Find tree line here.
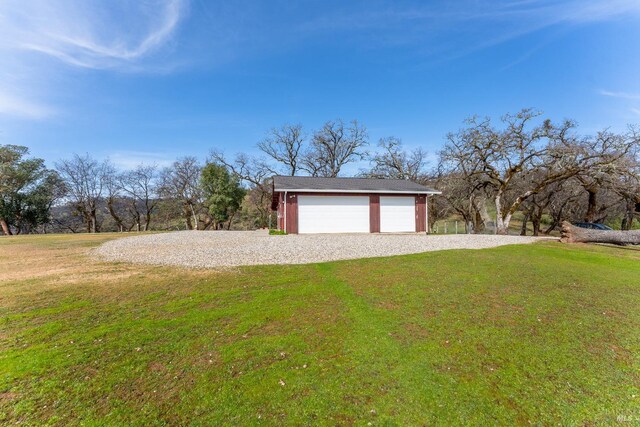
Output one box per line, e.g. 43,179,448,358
1,111,638,236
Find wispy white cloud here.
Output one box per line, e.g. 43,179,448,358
298,0,640,60
562,0,640,23
0,0,188,119
0,0,187,70
600,90,640,100
631,108,640,116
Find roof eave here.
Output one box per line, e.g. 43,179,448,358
273,188,441,195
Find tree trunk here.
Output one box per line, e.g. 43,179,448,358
621,200,636,231
0,218,12,235
201,217,214,231
531,208,542,237
226,210,238,230
497,212,513,235
494,195,510,235
472,211,483,233
471,196,490,233
89,208,98,233
476,197,492,228
107,199,125,232
532,217,541,237
496,220,508,235
561,221,640,245
144,212,151,231
584,189,598,222
520,212,530,236
544,221,557,235
190,204,199,231
183,205,193,230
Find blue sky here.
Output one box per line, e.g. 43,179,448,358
1,0,639,170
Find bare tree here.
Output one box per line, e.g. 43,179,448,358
302,119,368,177
439,109,635,234
572,128,639,223
615,150,640,230
543,178,584,234
437,171,494,233
120,164,159,231
104,165,127,232
257,124,305,176
617,167,640,230
50,204,85,233
56,154,111,233
367,137,429,181
519,192,552,236
158,157,203,230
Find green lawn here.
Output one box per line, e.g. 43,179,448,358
1,234,639,426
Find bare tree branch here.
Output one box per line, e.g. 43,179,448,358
301,119,369,177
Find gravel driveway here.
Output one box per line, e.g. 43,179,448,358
93,230,549,269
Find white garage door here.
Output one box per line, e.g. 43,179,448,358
380,196,416,233
298,196,369,234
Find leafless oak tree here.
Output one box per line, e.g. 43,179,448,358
159,157,203,230
56,154,111,233
302,119,368,177
572,128,639,223
440,109,637,234
119,164,159,231
257,124,305,176
367,137,429,181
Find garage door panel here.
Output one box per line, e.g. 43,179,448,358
380,196,415,232
298,196,370,234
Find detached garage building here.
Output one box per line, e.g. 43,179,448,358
271,176,440,234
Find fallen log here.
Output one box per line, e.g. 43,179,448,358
561,221,640,245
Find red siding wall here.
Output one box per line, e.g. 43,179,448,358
370,195,380,232
285,193,298,234
416,195,427,232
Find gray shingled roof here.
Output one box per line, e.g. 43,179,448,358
272,175,440,194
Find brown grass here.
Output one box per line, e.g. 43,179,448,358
0,233,215,309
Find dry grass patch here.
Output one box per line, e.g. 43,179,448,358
0,233,219,309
